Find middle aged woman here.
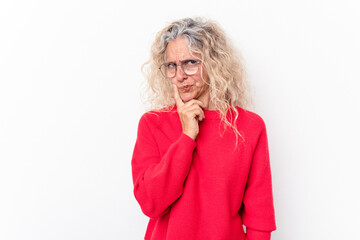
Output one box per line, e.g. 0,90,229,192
131,17,277,240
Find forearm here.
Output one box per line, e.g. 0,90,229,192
132,133,196,218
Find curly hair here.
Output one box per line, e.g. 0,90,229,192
141,17,253,144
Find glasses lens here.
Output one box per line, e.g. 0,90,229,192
160,60,199,78
183,61,199,75
160,64,175,78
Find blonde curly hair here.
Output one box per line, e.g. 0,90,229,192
141,17,253,144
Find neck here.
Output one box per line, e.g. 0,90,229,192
206,101,216,110
198,92,216,110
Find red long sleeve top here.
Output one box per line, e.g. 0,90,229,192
131,105,276,240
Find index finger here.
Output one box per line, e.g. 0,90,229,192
173,84,184,108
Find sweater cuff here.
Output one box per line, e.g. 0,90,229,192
246,228,271,240
180,132,197,146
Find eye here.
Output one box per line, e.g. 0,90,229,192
167,62,176,68
187,59,197,65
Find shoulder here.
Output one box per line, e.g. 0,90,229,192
232,107,269,146
234,106,267,131
138,105,177,129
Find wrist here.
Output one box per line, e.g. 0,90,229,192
183,131,197,140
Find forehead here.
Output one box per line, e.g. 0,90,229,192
165,37,199,61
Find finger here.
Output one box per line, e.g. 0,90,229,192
173,84,184,108
182,99,206,109
185,107,205,121
197,112,205,121
193,109,205,122
200,110,205,121
198,109,205,121
182,104,205,116
181,102,205,121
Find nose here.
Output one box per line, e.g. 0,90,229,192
175,65,187,82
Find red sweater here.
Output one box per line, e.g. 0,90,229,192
131,105,276,240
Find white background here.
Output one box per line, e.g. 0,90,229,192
1,0,359,239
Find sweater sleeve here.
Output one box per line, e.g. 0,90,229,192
245,228,271,240
241,118,276,239
131,113,197,218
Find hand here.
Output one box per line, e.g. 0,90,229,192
173,84,205,140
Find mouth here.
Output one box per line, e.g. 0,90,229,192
180,85,192,91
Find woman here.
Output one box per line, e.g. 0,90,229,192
131,17,276,240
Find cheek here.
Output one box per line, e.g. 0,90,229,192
194,75,205,86
194,78,207,88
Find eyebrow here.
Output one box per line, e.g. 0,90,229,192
165,59,197,64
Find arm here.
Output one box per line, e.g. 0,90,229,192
241,119,277,240
245,228,271,240
131,113,196,218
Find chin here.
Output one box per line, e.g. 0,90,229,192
180,93,196,103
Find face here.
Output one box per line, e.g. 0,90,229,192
165,37,210,104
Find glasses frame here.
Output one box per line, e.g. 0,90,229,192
158,59,201,78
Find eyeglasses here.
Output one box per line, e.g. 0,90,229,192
159,59,201,78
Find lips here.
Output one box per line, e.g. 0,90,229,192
181,85,192,91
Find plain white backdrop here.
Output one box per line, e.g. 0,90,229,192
1,0,359,239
